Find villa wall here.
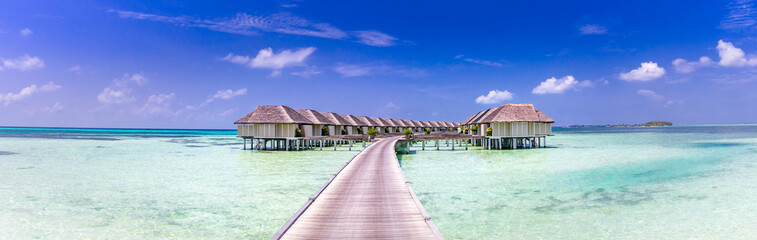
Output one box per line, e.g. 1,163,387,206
236,123,297,138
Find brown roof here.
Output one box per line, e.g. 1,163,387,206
321,112,351,125
355,116,378,126
479,104,547,123
234,105,311,124
370,117,391,127
389,119,404,127
419,121,431,128
295,109,335,125
463,110,487,125
471,107,497,124
340,114,366,126
536,109,555,123
411,120,424,128
400,119,414,127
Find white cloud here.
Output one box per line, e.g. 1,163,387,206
333,64,373,77
619,62,666,81
332,63,427,78
220,53,250,64
720,0,756,30
475,90,513,104
97,73,147,104
112,10,397,47
223,47,316,76
672,56,713,73
579,24,608,35
137,93,176,115
532,75,594,94
1,82,61,106
42,102,64,113
20,28,33,37
250,47,315,69
291,68,322,78
1,54,45,71
186,88,247,110
637,89,665,101
69,65,81,74
352,30,397,47
455,55,505,67
717,40,757,67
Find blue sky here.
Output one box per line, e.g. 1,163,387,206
2,0,757,129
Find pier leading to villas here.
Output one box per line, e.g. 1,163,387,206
272,136,444,239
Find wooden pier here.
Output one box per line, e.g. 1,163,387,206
272,136,444,239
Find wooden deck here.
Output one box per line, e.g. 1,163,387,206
273,136,444,239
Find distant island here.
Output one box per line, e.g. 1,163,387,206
568,121,673,128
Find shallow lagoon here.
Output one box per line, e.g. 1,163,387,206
1,126,757,239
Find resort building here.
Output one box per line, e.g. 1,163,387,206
234,103,553,151
295,109,335,138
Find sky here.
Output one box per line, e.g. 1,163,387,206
2,0,757,129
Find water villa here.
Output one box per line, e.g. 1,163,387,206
235,103,553,151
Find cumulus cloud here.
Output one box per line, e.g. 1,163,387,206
221,47,316,76
1,82,61,106
352,30,397,47
619,62,666,81
112,10,397,47
532,75,595,94
672,57,713,73
20,28,33,37
1,54,45,71
186,88,247,110
475,90,513,104
717,40,757,67
579,24,608,35
97,73,147,104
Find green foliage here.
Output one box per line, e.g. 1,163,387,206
644,121,673,126
321,126,329,136
486,127,492,136
367,128,378,137
425,128,431,134
471,125,478,134
357,127,363,134
403,128,413,139
341,129,347,135
295,128,302,137
464,127,469,134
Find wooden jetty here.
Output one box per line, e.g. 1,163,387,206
272,136,444,239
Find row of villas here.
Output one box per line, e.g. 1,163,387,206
235,105,461,140
460,104,554,149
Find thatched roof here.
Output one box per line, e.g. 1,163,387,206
478,104,553,123
536,109,555,123
411,120,424,128
463,109,487,125
321,112,351,126
355,116,378,127
399,119,414,127
340,114,367,126
418,121,431,128
234,105,311,124
389,119,404,127
370,117,391,127
295,109,335,125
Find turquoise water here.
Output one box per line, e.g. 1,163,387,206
400,125,757,239
1,126,757,239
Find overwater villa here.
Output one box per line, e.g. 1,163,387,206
235,103,552,151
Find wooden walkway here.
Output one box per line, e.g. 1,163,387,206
273,136,444,239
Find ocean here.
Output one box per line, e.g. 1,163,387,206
1,125,756,239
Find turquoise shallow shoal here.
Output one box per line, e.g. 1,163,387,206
2,125,757,239
400,125,757,239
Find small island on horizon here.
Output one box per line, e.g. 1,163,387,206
567,121,673,128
